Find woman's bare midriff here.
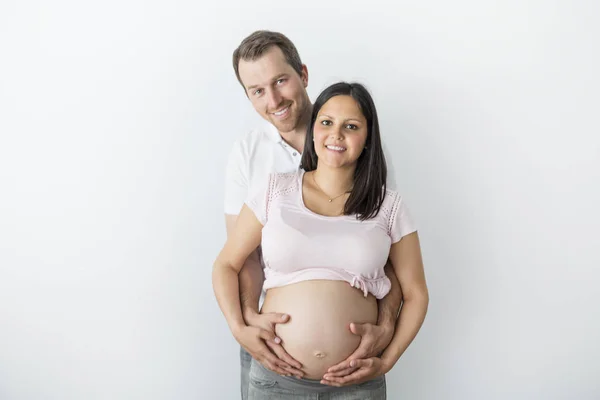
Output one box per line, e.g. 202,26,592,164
261,280,378,379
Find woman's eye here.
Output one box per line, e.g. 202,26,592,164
320,120,332,126
346,124,358,130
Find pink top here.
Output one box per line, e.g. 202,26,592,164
246,170,417,299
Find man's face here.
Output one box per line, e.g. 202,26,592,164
238,46,310,134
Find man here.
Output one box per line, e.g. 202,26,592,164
223,30,403,399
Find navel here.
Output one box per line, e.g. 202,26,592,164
313,351,327,359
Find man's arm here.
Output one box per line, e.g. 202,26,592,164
376,260,402,342
378,261,403,337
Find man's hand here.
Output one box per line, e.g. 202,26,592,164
239,310,304,378
325,321,393,378
321,357,388,387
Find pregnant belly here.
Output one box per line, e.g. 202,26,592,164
261,280,378,379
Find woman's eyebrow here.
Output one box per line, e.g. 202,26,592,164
317,114,364,122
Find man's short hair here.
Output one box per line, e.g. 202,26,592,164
232,30,303,88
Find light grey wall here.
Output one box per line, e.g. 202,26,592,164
1,0,598,399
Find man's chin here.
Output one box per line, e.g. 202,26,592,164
269,119,297,134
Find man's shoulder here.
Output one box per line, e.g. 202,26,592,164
232,125,276,152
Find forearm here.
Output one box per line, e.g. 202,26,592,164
238,250,264,318
377,261,403,327
212,262,246,336
380,291,429,372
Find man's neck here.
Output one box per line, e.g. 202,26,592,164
279,128,306,154
278,104,312,153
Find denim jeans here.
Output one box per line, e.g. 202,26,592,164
247,357,386,400
241,347,253,400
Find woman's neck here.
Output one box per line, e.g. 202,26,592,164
311,164,355,198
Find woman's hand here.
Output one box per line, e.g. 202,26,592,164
324,321,393,378
320,357,389,387
236,311,304,379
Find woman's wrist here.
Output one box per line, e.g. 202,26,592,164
231,320,248,339
379,356,395,375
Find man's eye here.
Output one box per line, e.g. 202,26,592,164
276,79,286,85
253,89,263,96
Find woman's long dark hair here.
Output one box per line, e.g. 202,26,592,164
300,82,387,221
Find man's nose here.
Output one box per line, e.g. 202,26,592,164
266,88,283,110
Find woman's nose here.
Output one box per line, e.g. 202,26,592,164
330,126,344,140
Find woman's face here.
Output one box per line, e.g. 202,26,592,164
313,95,368,170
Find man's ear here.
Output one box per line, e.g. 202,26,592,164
301,64,309,88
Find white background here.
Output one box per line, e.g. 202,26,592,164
1,0,599,399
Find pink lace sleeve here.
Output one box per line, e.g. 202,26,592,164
389,193,417,243
245,174,274,225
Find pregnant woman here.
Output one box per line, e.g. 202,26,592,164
213,82,429,399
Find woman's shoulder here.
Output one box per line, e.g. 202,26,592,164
377,187,405,221
383,186,403,204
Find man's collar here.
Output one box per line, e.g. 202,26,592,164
266,123,283,143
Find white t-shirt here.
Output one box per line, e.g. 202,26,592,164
224,123,302,215
224,123,397,215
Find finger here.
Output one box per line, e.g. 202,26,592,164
327,355,369,374
323,367,371,385
261,343,302,378
327,360,351,373
259,350,293,374
263,312,290,325
323,366,358,378
266,358,296,376
349,322,369,336
282,365,304,379
271,364,291,376
266,342,304,371
350,358,373,369
258,357,289,376
269,349,304,378
320,379,344,387
258,329,281,344
342,344,369,361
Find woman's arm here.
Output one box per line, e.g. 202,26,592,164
379,231,429,370
213,205,303,377
213,205,263,333
224,214,265,322
322,231,428,385
326,260,402,377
